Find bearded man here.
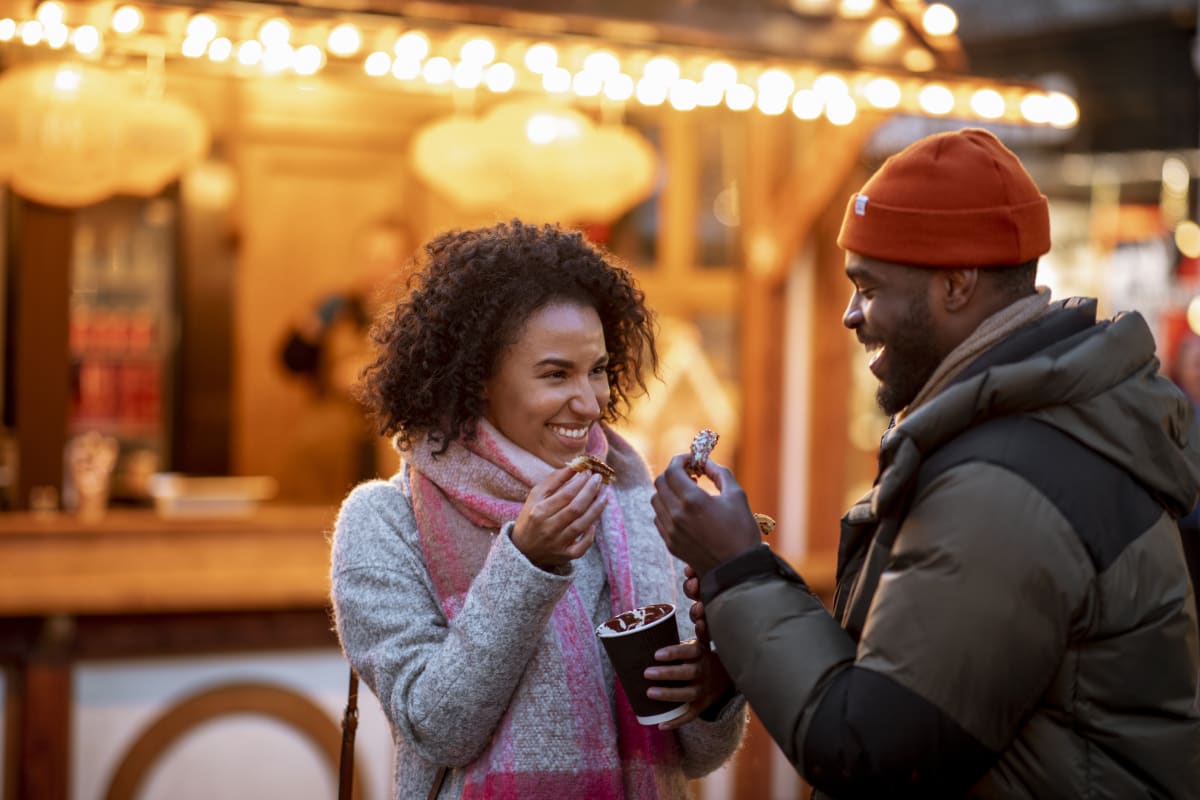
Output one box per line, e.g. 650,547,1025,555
652,128,1200,798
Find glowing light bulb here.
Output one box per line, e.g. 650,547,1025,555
484,62,515,92
35,2,65,27
643,56,680,85
635,78,668,106
0,19,16,41
182,36,207,58
53,66,81,92
71,24,99,54
422,57,453,84
187,14,217,43
542,66,570,93
207,37,232,62
791,89,823,119
1047,91,1079,128
826,94,857,125
918,84,954,115
460,37,495,66
327,23,361,57
453,61,484,89
725,83,755,111
923,3,958,36
237,40,264,66
394,31,429,61
840,0,875,18
259,18,290,47
20,21,43,46
583,50,620,78
294,44,324,75
863,77,901,109
604,73,635,101
524,42,557,74
364,51,391,76
111,5,142,35
703,61,737,88
970,88,1005,119
572,71,602,97
669,79,699,111
868,17,902,48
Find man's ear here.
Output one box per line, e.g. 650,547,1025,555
940,268,979,312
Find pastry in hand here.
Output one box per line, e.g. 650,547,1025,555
685,428,720,477
753,513,776,536
567,454,616,484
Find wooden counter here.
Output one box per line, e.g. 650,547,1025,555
0,506,337,616
0,505,342,800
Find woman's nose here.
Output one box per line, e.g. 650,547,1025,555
570,382,602,418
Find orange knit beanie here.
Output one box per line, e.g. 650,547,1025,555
837,128,1050,268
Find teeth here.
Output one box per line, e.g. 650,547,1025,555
550,425,588,439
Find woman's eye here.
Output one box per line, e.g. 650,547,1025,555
590,365,608,376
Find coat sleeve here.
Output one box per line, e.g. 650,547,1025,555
330,481,573,767
705,462,1094,796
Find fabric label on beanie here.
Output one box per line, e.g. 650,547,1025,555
854,194,869,216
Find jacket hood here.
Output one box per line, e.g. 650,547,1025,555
879,299,1200,518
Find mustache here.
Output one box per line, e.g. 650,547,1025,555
857,331,882,347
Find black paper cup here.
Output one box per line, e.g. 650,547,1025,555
595,603,689,725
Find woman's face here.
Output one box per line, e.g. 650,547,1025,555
482,301,611,467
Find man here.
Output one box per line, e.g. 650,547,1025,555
652,128,1200,798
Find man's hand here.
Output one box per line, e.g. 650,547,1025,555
643,637,733,730
651,455,761,576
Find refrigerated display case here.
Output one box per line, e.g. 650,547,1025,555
66,194,177,506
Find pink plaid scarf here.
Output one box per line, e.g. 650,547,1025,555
405,420,679,799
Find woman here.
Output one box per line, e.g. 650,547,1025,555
330,220,746,799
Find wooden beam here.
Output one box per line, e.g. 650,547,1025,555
12,201,72,511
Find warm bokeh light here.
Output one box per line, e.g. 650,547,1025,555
922,4,958,36
45,22,67,48
863,77,900,108
697,80,724,106
293,44,324,75
636,77,668,106
902,47,936,72
524,42,557,74
111,5,141,34
791,89,823,119
813,73,849,99
460,37,496,66
839,0,876,18
187,14,217,43
392,57,420,79
970,88,1005,119
237,39,264,66
571,70,602,97
259,19,290,47
1020,92,1051,124
1176,221,1200,260
643,56,680,85
327,23,361,57
20,20,43,45
583,50,620,78
422,56,453,84
1047,91,1079,128
207,36,232,62
1164,156,1190,195
604,73,635,101
261,43,293,73
725,83,755,111
0,19,15,41
1188,294,1200,336
826,93,857,125
542,66,571,93
668,78,699,110
364,51,390,76
181,36,206,58
485,62,516,92
918,83,954,115
867,17,902,48
53,65,81,92
71,24,99,54
453,61,484,88
394,31,430,61
35,1,64,26
703,61,737,88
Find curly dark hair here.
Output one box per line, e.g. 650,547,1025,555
358,220,658,454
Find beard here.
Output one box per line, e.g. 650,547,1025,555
873,294,944,416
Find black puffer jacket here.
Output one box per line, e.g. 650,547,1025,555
703,299,1200,798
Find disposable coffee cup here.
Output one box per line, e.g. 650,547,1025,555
595,603,689,726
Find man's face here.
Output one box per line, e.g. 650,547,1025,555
842,253,944,415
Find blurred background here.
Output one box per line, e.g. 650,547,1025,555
0,1,1195,798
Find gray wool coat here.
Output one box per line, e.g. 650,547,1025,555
331,432,747,799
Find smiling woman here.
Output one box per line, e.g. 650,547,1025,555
330,220,747,799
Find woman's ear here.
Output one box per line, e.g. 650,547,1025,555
941,268,979,313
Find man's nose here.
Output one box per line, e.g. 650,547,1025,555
843,294,863,329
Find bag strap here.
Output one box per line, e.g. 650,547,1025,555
339,665,450,800
427,766,449,800
338,667,360,800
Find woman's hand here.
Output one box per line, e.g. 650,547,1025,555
642,636,734,731
512,467,608,569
